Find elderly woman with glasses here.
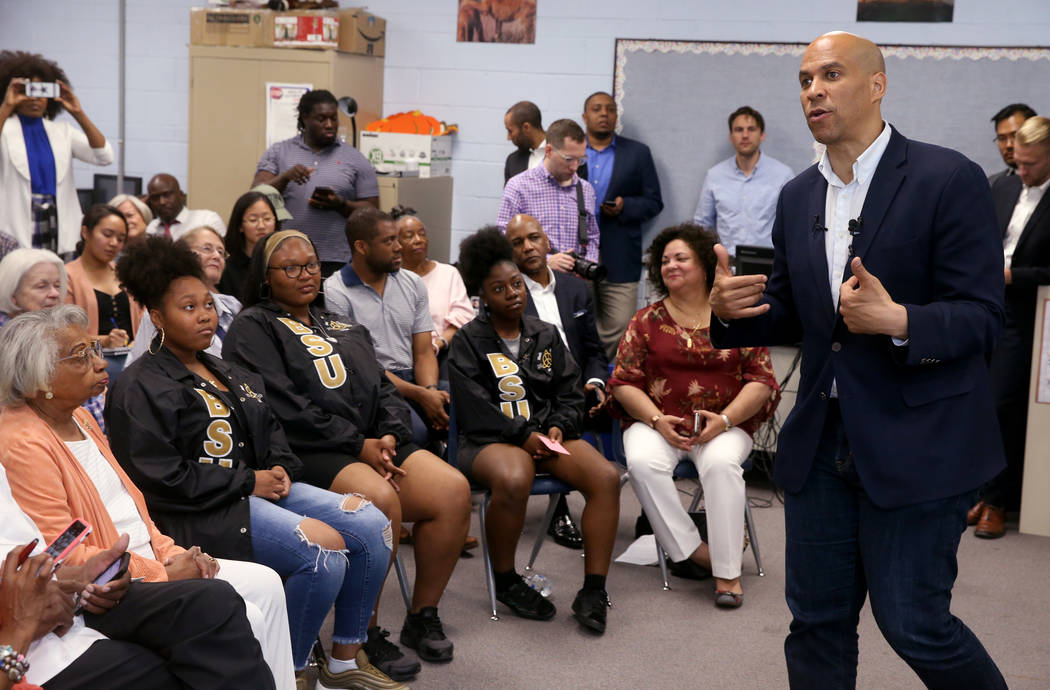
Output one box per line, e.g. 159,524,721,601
0,305,298,689
125,226,240,367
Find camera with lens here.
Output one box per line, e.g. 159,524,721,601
568,252,606,281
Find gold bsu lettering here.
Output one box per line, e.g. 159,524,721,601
194,389,234,468
278,318,347,389
486,353,530,420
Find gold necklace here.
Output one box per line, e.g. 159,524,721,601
666,298,707,348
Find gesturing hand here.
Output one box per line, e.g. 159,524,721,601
280,164,314,185
839,257,908,338
709,243,769,320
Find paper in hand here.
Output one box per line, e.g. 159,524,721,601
538,435,570,455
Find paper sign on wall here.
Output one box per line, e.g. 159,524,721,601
1036,299,1050,404
265,83,312,149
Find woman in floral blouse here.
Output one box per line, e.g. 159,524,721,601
609,223,778,608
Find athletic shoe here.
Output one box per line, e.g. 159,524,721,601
400,607,453,663
496,578,556,620
571,588,610,634
316,649,408,690
361,626,420,681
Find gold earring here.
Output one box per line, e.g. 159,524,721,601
148,328,165,355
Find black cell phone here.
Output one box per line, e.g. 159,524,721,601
93,551,131,586
693,411,702,435
601,200,615,207
312,186,334,198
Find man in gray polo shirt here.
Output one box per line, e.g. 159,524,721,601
324,208,449,446
253,89,380,276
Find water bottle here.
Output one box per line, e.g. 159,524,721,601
524,572,552,598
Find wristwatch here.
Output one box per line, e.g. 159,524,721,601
649,414,661,428
721,413,733,432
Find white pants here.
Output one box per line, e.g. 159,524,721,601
215,558,296,690
624,423,752,579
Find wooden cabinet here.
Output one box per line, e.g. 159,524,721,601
377,176,455,263
187,45,382,219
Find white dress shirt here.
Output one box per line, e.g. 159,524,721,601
146,206,227,240
523,267,568,346
1003,177,1050,266
528,138,547,171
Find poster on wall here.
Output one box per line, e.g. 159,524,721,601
857,0,954,22
265,82,312,149
1037,299,1050,404
457,0,536,43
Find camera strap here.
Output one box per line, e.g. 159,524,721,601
575,181,589,249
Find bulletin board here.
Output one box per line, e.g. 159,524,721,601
613,40,1050,243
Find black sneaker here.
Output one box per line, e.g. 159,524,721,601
361,626,420,681
400,607,453,663
496,578,556,620
571,588,610,634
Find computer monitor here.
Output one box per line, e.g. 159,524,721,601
735,245,775,277
93,174,142,205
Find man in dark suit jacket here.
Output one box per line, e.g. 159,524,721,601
582,92,663,358
710,33,1005,689
973,116,1050,538
987,103,1036,187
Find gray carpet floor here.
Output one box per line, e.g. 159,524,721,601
318,477,1050,689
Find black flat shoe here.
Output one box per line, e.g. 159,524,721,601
572,588,610,634
496,579,557,620
547,514,584,549
667,558,712,581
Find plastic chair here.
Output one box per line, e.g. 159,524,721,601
610,422,765,590
447,404,575,620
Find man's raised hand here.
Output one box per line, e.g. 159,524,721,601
709,243,770,320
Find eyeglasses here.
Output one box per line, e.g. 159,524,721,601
267,261,320,278
243,215,275,226
995,133,1017,144
191,244,228,258
554,150,586,166
57,341,104,367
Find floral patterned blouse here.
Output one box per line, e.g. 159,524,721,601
608,300,779,436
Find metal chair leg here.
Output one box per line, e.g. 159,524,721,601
744,500,764,576
655,539,671,591
393,552,412,610
525,493,560,572
476,493,499,620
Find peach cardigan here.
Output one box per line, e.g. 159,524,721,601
0,405,182,581
64,257,144,340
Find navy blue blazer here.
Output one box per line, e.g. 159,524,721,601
523,271,609,384
711,127,1006,509
992,172,1050,333
589,135,663,283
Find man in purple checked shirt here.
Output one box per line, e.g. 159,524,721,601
497,119,600,274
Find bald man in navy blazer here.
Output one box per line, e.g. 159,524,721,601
710,33,1006,689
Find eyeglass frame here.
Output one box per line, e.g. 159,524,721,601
190,243,229,259
552,149,587,166
57,341,104,367
267,261,321,278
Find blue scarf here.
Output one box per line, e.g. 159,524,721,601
18,114,57,196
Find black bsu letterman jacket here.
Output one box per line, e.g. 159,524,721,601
448,314,585,448
105,347,303,560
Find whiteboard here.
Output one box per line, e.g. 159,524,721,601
613,40,1050,246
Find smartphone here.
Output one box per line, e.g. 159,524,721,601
92,551,130,586
43,519,92,567
25,81,58,99
311,186,334,198
601,200,615,208
693,411,702,436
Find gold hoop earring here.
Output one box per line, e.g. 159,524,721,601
148,328,165,355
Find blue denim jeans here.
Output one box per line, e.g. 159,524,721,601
783,403,1005,690
249,482,391,670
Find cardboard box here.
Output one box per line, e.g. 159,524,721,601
190,7,385,56
360,131,452,178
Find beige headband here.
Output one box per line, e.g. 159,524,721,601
262,229,312,270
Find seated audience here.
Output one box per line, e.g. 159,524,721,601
145,173,226,240
0,490,275,689
608,224,778,608
0,50,113,257
106,236,399,689
0,306,296,688
222,230,470,681
392,205,474,379
0,247,106,430
64,204,142,349
107,193,152,240
125,225,239,366
219,190,281,298
324,208,448,447
506,213,611,550
449,227,621,633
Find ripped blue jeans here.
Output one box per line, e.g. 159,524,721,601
249,482,392,669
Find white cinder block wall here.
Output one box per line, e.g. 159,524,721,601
2,0,1048,258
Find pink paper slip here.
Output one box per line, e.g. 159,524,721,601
538,435,570,455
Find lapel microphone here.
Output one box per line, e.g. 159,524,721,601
812,215,827,233
847,216,863,256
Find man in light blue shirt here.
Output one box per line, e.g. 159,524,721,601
694,106,794,258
